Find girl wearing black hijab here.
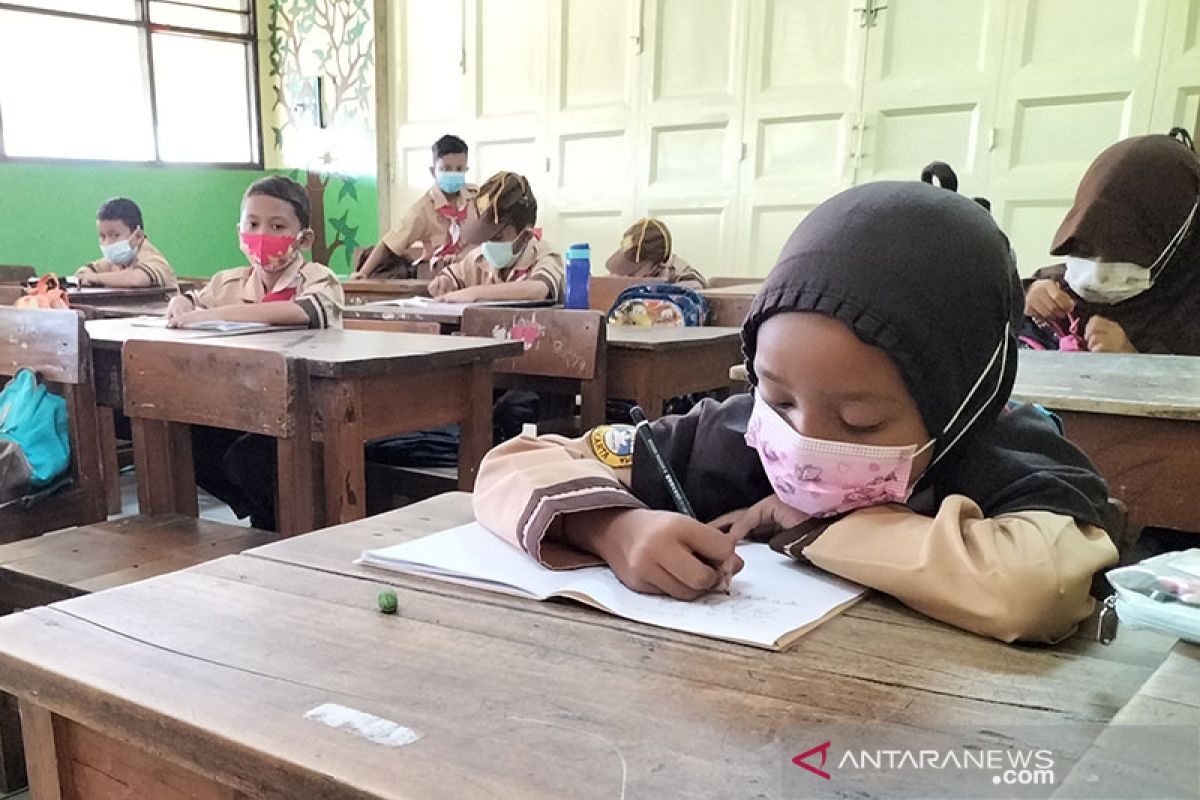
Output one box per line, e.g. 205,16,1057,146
473,182,1118,644
1024,129,1200,353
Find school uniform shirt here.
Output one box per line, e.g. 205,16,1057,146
185,258,344,329
428,238,565,301
473,399,1118,645
76,238,177,289
625,254,708,290
380,184,479,263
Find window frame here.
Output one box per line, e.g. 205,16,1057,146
0,0,264,169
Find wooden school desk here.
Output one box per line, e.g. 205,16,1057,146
0,492,1188,799
606,325,743,419
341,277,430,307
699,283,760,327
66,286,175,308
85,320,522,528
1012,351,1200,535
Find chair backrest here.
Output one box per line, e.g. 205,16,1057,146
461,307,606,381
0,308,86,385
344,318,442,335
707,276,760,289
588,276,657,313
0,308,105,537
0,265,35,285
123,341,300,438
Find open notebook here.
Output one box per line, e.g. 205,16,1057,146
358,522,866,650
130,317,303,336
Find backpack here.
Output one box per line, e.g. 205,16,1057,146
15,273,71,310
0,369,70,502
607,283,711,327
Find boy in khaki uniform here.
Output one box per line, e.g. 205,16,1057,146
354,134,477,279
429,171,564,302
167,176,343,329
77,197,177,289
605,217,708,289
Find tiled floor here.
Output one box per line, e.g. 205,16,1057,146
115,466,247,526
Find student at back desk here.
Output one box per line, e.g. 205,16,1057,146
429,171,564,303
353,134,476,280
605,217,708,290
76,197,177,289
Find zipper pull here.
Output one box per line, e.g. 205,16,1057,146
1097,595,1119,644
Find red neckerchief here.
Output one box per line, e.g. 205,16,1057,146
262,285,298,303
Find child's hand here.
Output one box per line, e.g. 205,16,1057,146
349,270,369,281
164,296,200,328
1025,279,1075,320
711,495,810,543
436,286,484,303
1085,315,1136,353
77,272,99,287
567,508,743,600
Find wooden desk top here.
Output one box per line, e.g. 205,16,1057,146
67,286,176,303
344,300,469,325
1013,351,1200,421
82,300,170,319
699,283,762,297
605,325,742,350
0,492,1180,798
85,319,524,378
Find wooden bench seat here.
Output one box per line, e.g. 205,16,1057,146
0,513,285,791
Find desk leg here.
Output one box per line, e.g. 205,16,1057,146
458,362,493,491
19,702,66,799
276,367,318,536
98,409,121,516
319,381,366,526
131,419,198,517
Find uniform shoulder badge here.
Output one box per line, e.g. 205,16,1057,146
588,425,636,468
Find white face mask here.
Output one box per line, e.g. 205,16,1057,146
1063,194,1200,305
100,238,136,266
1063,257,1152,304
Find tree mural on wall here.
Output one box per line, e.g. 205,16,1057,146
268,0,374,269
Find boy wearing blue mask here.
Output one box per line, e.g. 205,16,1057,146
76,197,177,289
429,171,564,302
353,134,477,280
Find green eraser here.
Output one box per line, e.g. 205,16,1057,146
377,588,398,614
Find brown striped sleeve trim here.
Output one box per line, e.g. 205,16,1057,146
517,476,646,562
767,517,841,565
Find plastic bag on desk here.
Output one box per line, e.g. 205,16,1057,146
1100,549,1200,644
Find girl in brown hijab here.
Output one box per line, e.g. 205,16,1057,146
1024,129,1200,353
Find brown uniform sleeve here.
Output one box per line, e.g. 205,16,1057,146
528,251,565,301
794,499,1118,643
380,196,432,256
134,244,177,289
473,433,644,569
295,264,345,329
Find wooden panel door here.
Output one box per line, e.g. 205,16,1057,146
733,0,867,279
987,0,1169,275
1149,0,1200,134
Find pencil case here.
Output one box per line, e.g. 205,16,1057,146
1098,549,1200,644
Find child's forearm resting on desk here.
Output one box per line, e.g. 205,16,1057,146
168,299,310,327
79,267,155,288
473,432,1118,643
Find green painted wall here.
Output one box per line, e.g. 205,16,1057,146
0,161,377,277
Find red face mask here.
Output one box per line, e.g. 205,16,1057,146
240,232,298,272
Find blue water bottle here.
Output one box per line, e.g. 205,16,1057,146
564,243,590,309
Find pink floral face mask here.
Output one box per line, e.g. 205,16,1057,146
744,393,933,517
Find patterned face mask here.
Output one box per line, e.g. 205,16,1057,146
240,232,298,272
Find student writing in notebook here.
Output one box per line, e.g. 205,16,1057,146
474,181,1119,644
1023,129,1200,353
353,134,477,280
76,197,177,289
605,217,708,289
428,171,564,303
166,176,343,330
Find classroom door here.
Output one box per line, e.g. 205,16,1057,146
733,0,867,278
1149,0,1200,135
987,0,1169,274
855,0,1009,199
540,0,643,262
